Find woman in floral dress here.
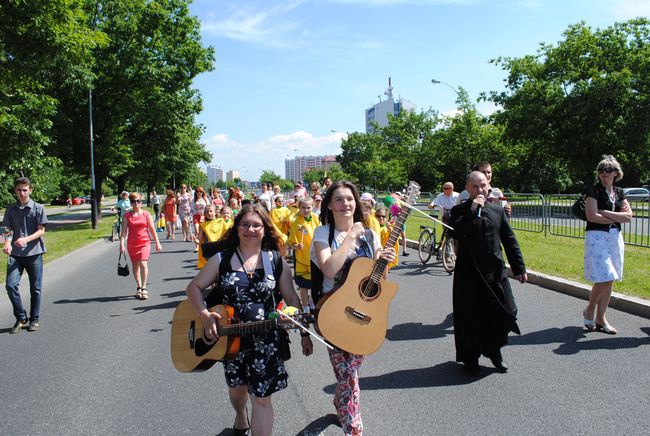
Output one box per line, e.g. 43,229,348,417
185,203,312,436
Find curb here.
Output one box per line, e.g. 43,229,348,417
405,240,650,320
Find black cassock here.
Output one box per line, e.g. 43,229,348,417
449,200,526,363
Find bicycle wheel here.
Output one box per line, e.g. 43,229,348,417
418,228,434,264
441,234,456,273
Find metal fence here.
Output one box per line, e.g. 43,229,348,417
508,193,650,248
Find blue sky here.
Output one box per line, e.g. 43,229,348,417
189,0,649,181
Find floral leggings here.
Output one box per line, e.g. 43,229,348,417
328,347,365,435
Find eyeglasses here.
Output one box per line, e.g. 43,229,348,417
598,167,617,174
238,222,264,231
376,214,387,218
443,187,452,191
133,199,142,203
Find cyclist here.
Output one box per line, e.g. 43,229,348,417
114,191,132,235
428,182,459,224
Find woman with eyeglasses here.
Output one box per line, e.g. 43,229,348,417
120,193,163,300
191,186,209,252
185,203,312,436
582,155,632,335
176,185,193,242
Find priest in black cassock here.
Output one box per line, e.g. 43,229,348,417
449,171,527,376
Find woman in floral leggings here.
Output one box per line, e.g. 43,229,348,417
311,181,395,435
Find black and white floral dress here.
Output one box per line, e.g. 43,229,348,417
219,266,288,397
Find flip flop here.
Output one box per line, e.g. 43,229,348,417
140,289,149,300
582,310,596,331
596,323,617,335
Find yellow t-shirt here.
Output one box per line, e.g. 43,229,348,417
288,213,321,279
197,219,231,269
379,223,399,270
270,206,291,235
364,213,381,237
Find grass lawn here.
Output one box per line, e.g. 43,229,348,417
405,214,650,300
1,214,116,282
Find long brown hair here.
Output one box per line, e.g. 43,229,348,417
213,203,285,255
319,181,364,226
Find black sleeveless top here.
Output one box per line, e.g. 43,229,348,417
585,183,626,232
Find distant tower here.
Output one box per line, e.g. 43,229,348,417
365,77,415,133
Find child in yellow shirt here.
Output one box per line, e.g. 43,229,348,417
375,205,398,270
288,197,320,312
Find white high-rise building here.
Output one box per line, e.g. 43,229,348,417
365,77,416,133
206,166,224,184
226,170,240,182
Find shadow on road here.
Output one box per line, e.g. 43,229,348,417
511,325,650,355
53,295,135,304
323,361,488,393
295,413,340,435
386,313,453,341
390,261,452,277
132,300,180,313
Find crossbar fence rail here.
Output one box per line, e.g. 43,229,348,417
508,193,649,248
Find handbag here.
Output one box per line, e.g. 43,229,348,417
117,252,130,276
571,194,587,221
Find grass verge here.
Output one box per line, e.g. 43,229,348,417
405,214,649,300
1,216,115,281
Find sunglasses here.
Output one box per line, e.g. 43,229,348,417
376,214,387,218
598,168,617,174
133,199,142,203
443,187,452,190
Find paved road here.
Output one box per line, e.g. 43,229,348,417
1,239,648,435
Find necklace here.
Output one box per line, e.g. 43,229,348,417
235,249,258,279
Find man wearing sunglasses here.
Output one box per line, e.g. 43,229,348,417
428,182,459,224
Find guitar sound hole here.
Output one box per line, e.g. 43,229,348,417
360,279,379,300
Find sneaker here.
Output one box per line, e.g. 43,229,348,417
27,321,40,332
10,319,28,334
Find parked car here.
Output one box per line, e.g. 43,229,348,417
51,196,68,205
623,187,650,202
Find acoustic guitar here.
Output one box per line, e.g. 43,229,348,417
316,182,421,355
170,301,302,373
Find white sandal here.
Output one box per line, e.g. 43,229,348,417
582,310,596,331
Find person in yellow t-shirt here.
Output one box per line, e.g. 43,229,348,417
197,205,222,269
288,197,320,312
270,195,291,235
375,205,398,270
360,193,381,237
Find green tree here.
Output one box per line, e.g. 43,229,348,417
0,0,105,205
485,18,650,191
260,170,283,186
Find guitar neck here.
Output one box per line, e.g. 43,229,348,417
218,319,278,336
369,205,410,282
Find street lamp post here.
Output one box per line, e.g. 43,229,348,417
89,88,98,229
431,79,471,175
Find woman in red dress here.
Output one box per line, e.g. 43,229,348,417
120,192,163,300
163,189,177,239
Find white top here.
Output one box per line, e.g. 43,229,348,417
310,224,381,295
258,191,273,211
431,192,459,211
457,186,508,206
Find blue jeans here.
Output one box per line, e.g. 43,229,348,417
5,254,43,322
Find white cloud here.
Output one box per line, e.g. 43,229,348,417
199,2,304,47
610,0,650,20
204,131,345,180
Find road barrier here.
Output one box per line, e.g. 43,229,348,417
508,193,649,248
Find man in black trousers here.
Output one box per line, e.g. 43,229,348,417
449,171,527,375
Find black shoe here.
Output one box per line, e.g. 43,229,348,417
463,360,481,376
490,357,508,373
10,319,28,334
402,251,410,256
27,321,40,332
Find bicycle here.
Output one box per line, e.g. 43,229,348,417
110,208,122,242
417,213,456,273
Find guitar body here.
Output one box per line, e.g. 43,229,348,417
170,301,239,373
316,256,398,355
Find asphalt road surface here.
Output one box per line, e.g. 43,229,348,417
1,238,648,435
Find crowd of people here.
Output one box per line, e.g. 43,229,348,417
2,154,636,435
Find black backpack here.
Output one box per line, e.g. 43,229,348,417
203,248,283,307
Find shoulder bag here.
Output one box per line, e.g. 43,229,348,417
117,252,130,276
